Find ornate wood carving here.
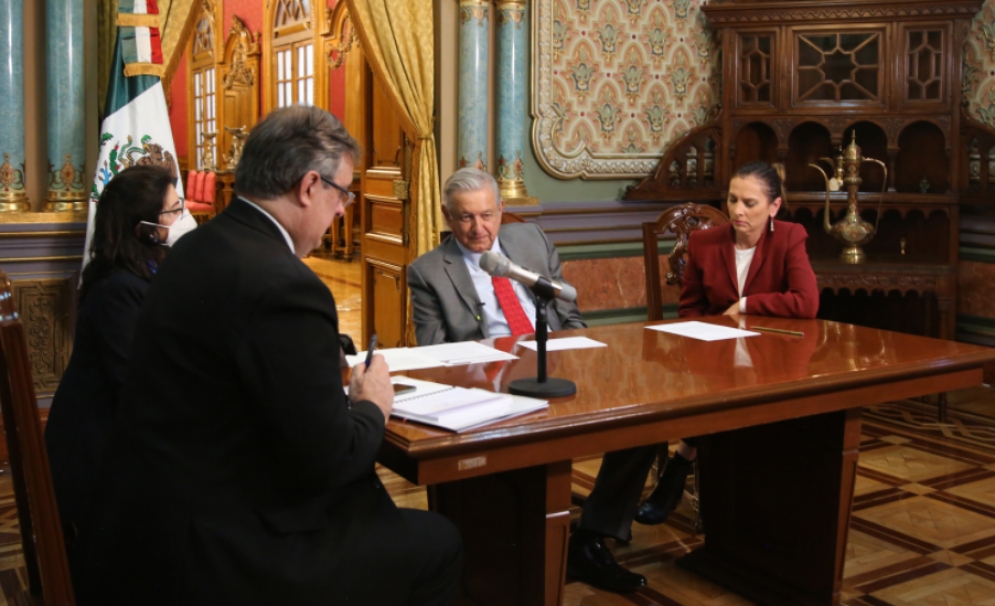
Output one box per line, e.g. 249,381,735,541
218,16,261,168
222,17,260,90
322,2,357,71
816,272,940,291
702,0,983,25
11,279,74,394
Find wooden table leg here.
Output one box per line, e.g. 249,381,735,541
429,460,572,606
679,407,861,606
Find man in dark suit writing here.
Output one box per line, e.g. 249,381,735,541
75,106,462,605
407,168,646,594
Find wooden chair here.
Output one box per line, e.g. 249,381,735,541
641,203,728,531
642,202,729,321
0,270,75,605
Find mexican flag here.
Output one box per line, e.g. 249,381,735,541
85,0,196,269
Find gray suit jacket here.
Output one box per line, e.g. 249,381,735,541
408,222,586,345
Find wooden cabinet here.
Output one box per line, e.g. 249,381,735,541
626,0,992,339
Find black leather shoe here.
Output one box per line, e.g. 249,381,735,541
634,453,693,525
567,530,647,593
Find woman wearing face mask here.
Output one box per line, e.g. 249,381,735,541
45,165,185,545
633,161,819,525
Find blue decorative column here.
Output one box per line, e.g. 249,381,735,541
495,0,534,204
0,0,29,211
45,0,86,211
458,0,489,171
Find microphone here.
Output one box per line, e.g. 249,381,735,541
479,251,577,302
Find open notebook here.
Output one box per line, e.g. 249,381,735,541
390,377,548,432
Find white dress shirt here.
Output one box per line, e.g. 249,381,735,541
238,196,296,253
734,245,756,313
454,237,538,337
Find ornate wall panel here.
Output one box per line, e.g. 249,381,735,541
965,0,995,126
532,0,720,179
11,279,74,394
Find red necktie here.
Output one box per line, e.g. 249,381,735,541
491,276,535,336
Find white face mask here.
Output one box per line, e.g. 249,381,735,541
139,210,198,247
166,210,198,246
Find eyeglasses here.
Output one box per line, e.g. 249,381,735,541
160,197,186,218
320,177,356,209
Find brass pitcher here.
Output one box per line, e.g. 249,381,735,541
808,133,887,264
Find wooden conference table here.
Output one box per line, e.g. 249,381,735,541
376,318,995,606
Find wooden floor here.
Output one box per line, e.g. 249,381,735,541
4,259,995,604
302,255,362,339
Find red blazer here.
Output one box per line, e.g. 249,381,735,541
678,220,819,319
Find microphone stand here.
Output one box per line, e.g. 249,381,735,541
508,277,577,398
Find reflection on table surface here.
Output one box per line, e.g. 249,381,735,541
386,317,995,445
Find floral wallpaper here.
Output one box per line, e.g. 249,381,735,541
532,0,720,179
533,0,995,180
965,0,995,127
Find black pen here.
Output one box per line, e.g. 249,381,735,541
364,333,378,368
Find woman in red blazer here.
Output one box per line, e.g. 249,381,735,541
634,161,819,525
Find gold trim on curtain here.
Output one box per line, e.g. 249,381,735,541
97,0,200,116
159,0,201,85
344,0,444,257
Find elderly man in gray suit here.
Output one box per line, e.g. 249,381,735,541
408,168,584,345
407,168,648,595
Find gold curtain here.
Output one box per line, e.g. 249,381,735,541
97,0,199,114
344,0,443,256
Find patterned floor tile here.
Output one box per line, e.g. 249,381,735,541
844,529,927,582
945,476,995,511
855,473,894,497
870,567,995,605
858,445,974,484
855,495,995,550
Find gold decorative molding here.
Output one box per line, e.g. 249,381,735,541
322,3,357,70
222,15,260,90
219,15,261,168
44,154,87,211
193,0,218,58
460,0,490,26
0,153,29,212
0,231,85,239
0,211,87,225
11,279,75,394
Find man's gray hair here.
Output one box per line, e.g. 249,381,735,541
234,105,361,199
443,168,501,210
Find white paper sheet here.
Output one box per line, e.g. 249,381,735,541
346,348,446,372
646,321,760,342
415,341,519,365
516,337,608,351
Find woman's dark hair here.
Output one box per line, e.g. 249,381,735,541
80,165,174,301
732,161,788,214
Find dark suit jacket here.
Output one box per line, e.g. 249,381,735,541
45,270,150,533
75,199,390,605
408,222,586,345
678,221,819,319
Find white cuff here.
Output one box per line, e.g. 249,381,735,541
739,297,747,313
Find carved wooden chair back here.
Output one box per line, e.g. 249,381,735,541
643,202,730,321
0,270,75,605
